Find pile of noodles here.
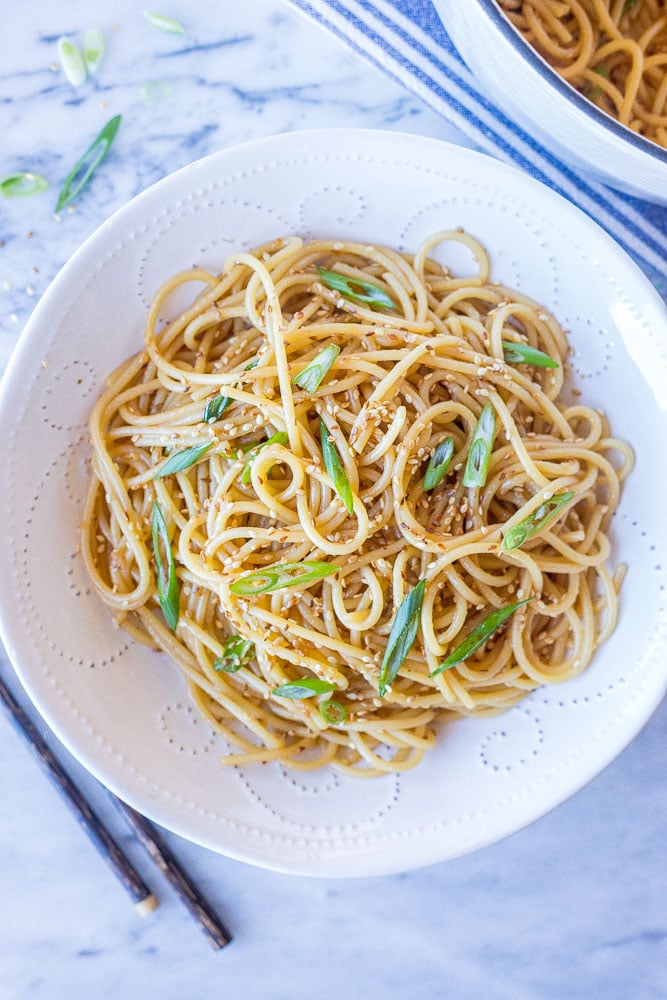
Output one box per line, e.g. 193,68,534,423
498,0,667,147
82,231,632,776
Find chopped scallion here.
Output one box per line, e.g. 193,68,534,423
213,635,254,673
272,678,337,699
589,64,610,99
55,114,122,212
317,268,396,310
139,80,173,103
320,417,354,515
379,580,426,696
423,437,455,491
502,341,559,369
431,599,531,676
501,492,575,552
0,173,49,199
319,699,347,725
240,431,289,485
154,442,212,479
57,36,87,87
293,344,340,393
203,393,231,423
230,560,337,596
83,29,105,74
143,10,186,34
203,359,257,423
462,403,495,489
151,501,180,631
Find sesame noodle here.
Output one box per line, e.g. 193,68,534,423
82,232,633,776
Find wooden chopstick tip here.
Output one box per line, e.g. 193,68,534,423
135,893,160,917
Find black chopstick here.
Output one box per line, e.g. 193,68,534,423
0,673,158,916
114,801,232,951
1,671,233,949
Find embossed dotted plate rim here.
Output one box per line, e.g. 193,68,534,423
0,129,666,877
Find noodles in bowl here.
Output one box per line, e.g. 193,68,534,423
496,0,667,147
82,231,632,777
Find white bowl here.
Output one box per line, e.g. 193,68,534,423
1,129,666,875
434,0,667,204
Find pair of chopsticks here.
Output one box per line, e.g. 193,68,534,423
0,673,231,950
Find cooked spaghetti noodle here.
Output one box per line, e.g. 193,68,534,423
497,0,667,147
82,232,632,776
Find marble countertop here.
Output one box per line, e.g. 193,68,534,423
1,2,665,998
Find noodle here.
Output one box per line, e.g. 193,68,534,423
82,232,633,777
497,0,667,147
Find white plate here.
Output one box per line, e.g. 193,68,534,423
1,129,666,877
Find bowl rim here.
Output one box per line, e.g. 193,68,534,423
475,0,667,166
1,127,666,875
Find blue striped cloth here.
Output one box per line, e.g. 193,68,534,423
287,0,667,303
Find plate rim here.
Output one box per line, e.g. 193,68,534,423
1,127,666,876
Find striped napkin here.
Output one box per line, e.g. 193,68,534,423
287,0,667,303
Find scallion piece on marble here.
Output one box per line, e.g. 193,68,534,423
139,80,173,103
83,30,105,74
55,114,122,212
143,10,186,34
0,173,49,198
57,36,87,87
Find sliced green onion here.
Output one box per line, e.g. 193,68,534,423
151,501,180,631
320,417,354,515
293,344,340,393
0,173,49,199
143,10,186,34
501,492,575,552
431,598,531,676
272,678,337,699
203,393,232,423
317,268,396,310
423,437,455,491
55,114,122,213
230,560,337,596
241,431,289,485
462,403,495,489
319,699,347,725
203,360,258,423
154,442,212,479
83,29,105,74
213,635,254,673
588,65,610,100
502,341,559,369
139,80,173,103
379,580,426,697
57,36,87,87
623,0,638,10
